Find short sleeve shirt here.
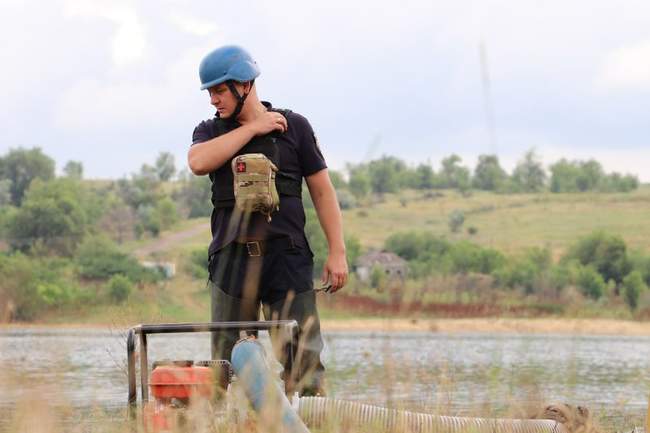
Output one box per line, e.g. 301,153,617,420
191,102,327,256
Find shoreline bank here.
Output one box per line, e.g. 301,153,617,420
321,317,650,335
3,318,650,335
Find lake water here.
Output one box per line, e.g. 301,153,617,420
1,327,648,431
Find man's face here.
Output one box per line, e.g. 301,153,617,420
208,82,246,118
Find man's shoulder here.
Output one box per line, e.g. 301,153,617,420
193,116,233,141
281,110,312,133
194,116,227,130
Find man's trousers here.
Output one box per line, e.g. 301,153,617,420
208,239,325,395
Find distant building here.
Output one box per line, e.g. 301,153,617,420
356,251,408,283
141,261,176,279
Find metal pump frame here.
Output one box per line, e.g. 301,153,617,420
126,320,299,416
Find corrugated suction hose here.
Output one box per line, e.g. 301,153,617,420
232,339,566,433
297,396,567,433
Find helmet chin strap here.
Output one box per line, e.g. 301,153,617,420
225,80,254,121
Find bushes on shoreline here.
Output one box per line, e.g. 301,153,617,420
383,230,650,311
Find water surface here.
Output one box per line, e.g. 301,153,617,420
1,328,648,431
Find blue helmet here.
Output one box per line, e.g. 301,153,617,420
199,45,261,90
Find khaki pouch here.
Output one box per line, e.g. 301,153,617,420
231,153,280,221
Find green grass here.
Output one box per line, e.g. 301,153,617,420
31,186,650,326
343,186,650,257
125,186,650,261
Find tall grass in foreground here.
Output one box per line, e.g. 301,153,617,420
2,337,634,433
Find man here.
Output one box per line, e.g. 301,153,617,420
187,45,348,395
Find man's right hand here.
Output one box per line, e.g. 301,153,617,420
245,111,288,136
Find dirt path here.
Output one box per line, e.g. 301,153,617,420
132,220,210,258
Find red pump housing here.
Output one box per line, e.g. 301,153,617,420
150,365,214,400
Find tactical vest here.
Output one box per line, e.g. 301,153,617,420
209,109,302,209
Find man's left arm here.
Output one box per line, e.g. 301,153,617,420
306,168,348,292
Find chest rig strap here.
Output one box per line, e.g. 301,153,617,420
209,108,302,209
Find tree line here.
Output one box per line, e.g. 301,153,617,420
332,150,639,208
0,146,644,320
0,147,197,320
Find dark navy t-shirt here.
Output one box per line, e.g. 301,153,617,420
191,102,327,256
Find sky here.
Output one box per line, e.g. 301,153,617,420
1,0,649,181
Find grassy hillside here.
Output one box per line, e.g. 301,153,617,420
124,185,650,263
42,186,649,325
342,186,650,258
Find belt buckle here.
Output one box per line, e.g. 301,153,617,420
246,241,262,257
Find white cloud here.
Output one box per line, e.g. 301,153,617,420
63,0,146,68
167,11,218,37
3,0,650,180
594,41,650,92
54,79,167,130
53,41,215,131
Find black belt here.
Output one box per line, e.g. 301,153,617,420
231,237,298,257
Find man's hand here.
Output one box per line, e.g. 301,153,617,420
245,111,287,136
321,251,348,293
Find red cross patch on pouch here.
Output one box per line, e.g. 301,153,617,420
236,161,246,172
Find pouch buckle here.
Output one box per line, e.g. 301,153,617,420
246,241,262,257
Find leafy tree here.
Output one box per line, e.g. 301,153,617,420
76,235,155,282
448,241,505,275
623,271,646,310
98,195,136,243
348,168,371,199
0,147,55,206
493,260,540,293
576,160,604,191
345,234,362,271
549,159,581,192
63,161,84,180
136,205,162,237
630,253,650,287
186,248,209,280
412,163,436,189
493,248,550,294
439,154,471,190
328,170,347,190
116,166,164,210
385,231,450,262
107,274,133,303
576,265,606,300
0,253,41,319
139,164,159,183
473,154,507,191
0,202,17,239
367,156,407,193
177,175,212,218
155,197,180,230
550,159,604,192
7,179,88,255
511,149,546,193
448,209,465,233
548,265,571,291
0,179,11,207
336,189,357,210
155,152,176,181
564,231,631,286
0,253,76,320
601,173,639,193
